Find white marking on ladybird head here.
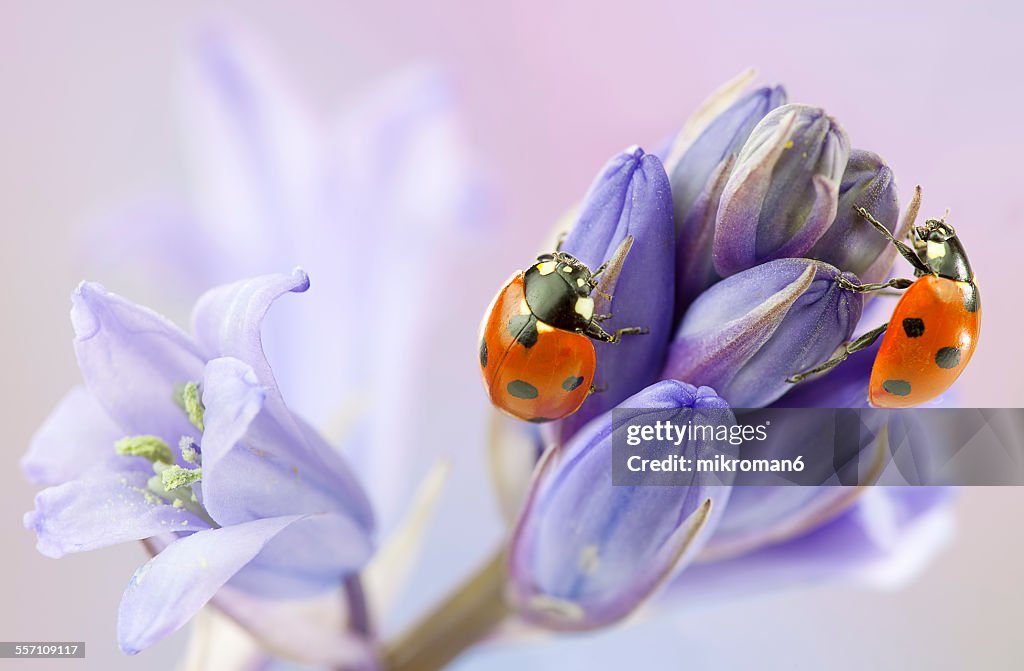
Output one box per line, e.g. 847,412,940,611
575,296,594,321
927,240,947,259
537,261,557,275
519,299,531,314
576,277,586,288
562,265,573,273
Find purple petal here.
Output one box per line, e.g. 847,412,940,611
21,386,123,486
668,86,787,226
25,461,210,558
664,258,863,407
508,381,730,630
807,150,902,285
554,147,675,443
117,514,306,654
714,105,851,276
71,282,205,445
200,357,374,589
201,356,373,526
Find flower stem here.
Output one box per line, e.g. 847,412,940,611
344,574,373,638
380,549,510,671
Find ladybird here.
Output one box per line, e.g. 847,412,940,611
788,207,980,408
479,243,647,422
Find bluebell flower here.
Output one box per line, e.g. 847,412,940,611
714,103,851,276
22,269,375,654
553,147,675,444
508,381,731,629
664,83,787,311
487,74,954,646
663,258,863,407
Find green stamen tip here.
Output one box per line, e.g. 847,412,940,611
181,381,205,432
179,436,201,465
161,465,203,491
116,435,173,465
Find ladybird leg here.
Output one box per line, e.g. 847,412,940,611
835,275,914,293
593,313,612,322
589,382,609,394
786,323,888,384
855,207,932,274
584,323,648,343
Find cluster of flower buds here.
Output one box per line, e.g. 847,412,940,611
503,72,944,631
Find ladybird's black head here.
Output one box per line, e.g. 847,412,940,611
912,217,973,282
524,252,598,331
535,252,594,296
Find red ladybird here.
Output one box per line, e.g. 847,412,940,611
788,208,981,407
479,246,646,422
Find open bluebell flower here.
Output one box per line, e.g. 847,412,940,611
22,269,375,654
663,258,863,407
553,146,675,444
714,104,851,276
508,381,731,629
665,85,787,311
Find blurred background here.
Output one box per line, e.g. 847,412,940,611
2,1,1022,669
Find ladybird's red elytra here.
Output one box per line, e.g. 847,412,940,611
479,242,647,423
789,206,981,408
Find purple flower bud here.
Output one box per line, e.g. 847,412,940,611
663,258,863,408
507,380,731,630
666,86,787,311
806,150,904,285
714,105,851,276
554,147,675,444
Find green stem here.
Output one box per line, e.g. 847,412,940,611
380,549,510,671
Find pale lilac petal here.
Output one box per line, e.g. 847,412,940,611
200,357,373,531
25,461,210,558
227,512,373,597
117,515,306,654
71,282,205,445
21,386,123,486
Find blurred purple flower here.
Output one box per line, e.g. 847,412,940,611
23,270,375,654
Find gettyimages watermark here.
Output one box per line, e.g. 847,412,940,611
611,407,1024,486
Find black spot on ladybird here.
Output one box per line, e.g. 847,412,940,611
508,315,538,348
562,375,584,392
479,339,488,368
935,346,961,369
528,416,554,423
902,318,925,338
882,379,912,396
507,379,539,399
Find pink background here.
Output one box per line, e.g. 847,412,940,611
2,2,1022,669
